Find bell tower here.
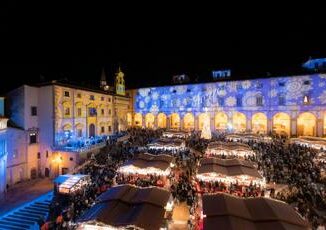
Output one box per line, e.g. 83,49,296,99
100,68,109,91
115,66,125,96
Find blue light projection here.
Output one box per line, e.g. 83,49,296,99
134,74,326,118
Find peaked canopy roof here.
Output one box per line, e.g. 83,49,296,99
203,193,309,230
198,158,262,179
78,184,171,230
120,153,174,171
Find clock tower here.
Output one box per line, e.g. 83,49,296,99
115,66,125,96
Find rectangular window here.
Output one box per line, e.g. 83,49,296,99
108,126,111,132
279,82,285,87
278,95,286,105
218,98,224,106
88,108,97,116
101,126,105,133
256,82,263,89
108,109,111,115
108,98,111,102
70,157,73,161
77,93,81,98
256,96,263,106
101,109,105,115
303,80,310,85
30,133,37,144
236,97,242,107
77,129,82,137
90,95,95,100
101,97,104,101
303,95,310,105
37,152,41,159
64,107,70,116
31,106,37,116
46,151,49,158
77,108,82,117
236,84,242,90
64,91,70,97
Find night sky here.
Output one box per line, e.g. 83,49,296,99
1,39,324,96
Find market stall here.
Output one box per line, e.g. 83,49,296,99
162,130,189,139
117,153,175,176
226,133,272,143
196,158,265,187
205,141,255,158
147,138,186,151
290,136,326,150
54,174,91,195
202,193,309,230
77,184,173,230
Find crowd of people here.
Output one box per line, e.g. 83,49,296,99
244,137,326,229
196,180,265,198
42,127,325,229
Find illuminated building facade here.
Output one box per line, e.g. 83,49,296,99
0,97,8,198
130,74,326,137
5,69,132,178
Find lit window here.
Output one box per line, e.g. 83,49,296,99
64,107,70,116
303,95,310,105
31,106,37,116
29,133,37,144
64,91,70,97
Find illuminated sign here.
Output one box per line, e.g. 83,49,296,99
212,69,231,79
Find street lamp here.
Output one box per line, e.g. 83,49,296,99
52,153,63,177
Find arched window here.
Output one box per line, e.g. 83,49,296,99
297,112,316,136
272,112,290,136
252,113,267,134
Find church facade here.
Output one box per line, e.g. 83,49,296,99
129,74,326,137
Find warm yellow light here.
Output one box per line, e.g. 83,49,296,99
52,154,63,164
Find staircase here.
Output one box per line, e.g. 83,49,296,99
0,192,53,230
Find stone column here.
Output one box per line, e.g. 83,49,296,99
267,118,273,135
154,115,158,129
291,118,297,137
180,117,184,131
210,113,215,132
166,117,171,129
246,115,252,132
195,116,199,131
317,118,323,137
142,115,146,128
